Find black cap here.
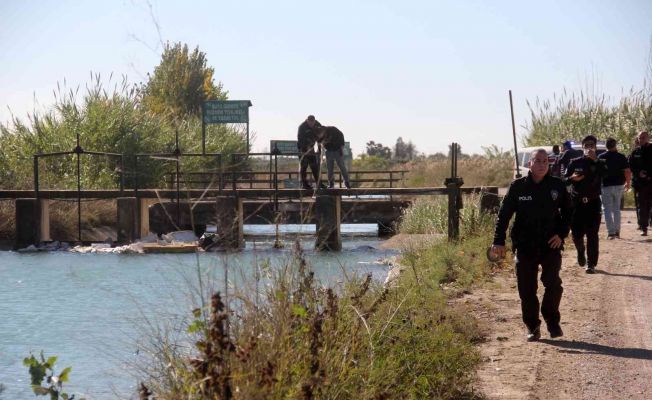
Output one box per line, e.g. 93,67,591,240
307,115,315,121
581,135,597,145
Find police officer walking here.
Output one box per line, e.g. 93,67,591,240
491,149,572,341
564,135,607,273
598,138,631,239
628,131,652,236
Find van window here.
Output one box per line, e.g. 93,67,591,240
521,152,531,168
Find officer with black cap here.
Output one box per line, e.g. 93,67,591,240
490,148,572,342
554,140,583,177
628,131,652,236
564,134,607,273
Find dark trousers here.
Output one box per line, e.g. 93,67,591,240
515,248,563,331
299,151,320,184
635,184,652,229
571,199,601,267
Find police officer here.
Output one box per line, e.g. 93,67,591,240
554,140,583,177
628,131,652,236
297,115,326,190
564,135,607,273
491,149,572,341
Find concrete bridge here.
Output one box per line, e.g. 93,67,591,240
0,186,499,251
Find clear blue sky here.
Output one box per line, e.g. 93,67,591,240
1,0,651,155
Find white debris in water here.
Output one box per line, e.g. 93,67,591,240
161,230,197,243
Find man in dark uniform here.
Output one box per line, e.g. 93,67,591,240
550,144,562,177
554,140,583,177
491,149,572,341
315,126,351,189
628,131,652,236
297,115,326,189
564,135,607,273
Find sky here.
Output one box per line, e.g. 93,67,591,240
1,0,652,156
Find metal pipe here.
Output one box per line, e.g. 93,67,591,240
509,90,521,178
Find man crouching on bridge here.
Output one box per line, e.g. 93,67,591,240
316,126,351,189
490,148,572,342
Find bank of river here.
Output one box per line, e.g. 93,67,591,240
0,232,397,399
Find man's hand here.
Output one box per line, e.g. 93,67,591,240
586,149,597,160
548,235,562,249
570,172,585,182
489,245,506,260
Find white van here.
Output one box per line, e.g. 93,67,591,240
514,143,606,178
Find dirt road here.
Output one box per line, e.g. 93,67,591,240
472,210,652,399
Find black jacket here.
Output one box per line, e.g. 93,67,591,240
493,173,572,251
628,144,652,188
297,120,322,152
563,156,607,202
554,148,583,176
318,126,345,151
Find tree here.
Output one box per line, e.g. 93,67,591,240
393,137,417,162
365,141,392,159
141,42,228,121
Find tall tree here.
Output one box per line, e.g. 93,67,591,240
141,42,228,121
365,140,392,159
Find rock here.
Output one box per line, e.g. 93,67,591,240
17,244,38,253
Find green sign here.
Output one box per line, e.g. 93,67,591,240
202,100,252,124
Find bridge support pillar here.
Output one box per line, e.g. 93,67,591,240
216,196,244,250
15,198,48,249
315,194,341,251
117,197,137,243
138,198,156,239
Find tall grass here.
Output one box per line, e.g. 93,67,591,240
404,157,513,188
399,194,496,239
135,236,489,399
525,87,652,152
0,73,246,191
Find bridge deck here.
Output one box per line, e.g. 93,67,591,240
0,186,495,199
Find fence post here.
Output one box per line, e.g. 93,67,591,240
445,142,464,241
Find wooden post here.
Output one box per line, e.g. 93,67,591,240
117,197,137,243
216,196,244,250
315,194,341,251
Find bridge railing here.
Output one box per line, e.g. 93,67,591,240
162,169,408,190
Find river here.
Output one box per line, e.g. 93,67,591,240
0,226,397,399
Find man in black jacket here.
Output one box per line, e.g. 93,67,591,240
297,115,326,190
316,126,351,189
491,148,572,341
628,131,652,236
564,135,607,273
554,140,583,177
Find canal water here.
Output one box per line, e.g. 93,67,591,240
0,225,397,399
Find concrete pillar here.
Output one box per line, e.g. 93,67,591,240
216,196,244,250
117,197,137,243
315,195,341,251
15,198,41,249
39,199,51,242
138,198,156,238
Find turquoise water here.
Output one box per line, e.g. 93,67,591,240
0,236,395,399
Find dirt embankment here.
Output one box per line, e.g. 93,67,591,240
468,210,652,399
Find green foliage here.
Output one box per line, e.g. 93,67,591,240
0,68,245,191
141,42,227,121
525,87,652,153
399,193,496,239
141,239,487,399
23,352,79,399
352,154,392,170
